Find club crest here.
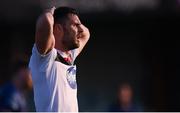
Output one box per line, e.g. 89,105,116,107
66,66,77,89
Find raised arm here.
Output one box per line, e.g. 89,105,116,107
77,24,90,55
35,7,55,55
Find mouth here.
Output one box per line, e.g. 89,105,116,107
75,36,80,42
77,34,81,39
76,38,80,42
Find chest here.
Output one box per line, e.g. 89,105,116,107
53,61,77,90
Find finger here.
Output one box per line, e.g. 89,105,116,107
50,6,56,14
44,6,56,14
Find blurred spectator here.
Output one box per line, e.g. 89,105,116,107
108,83,143,112
0,61,35,111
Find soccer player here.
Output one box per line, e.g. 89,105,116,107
29,6,90,112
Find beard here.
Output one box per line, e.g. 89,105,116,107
63,35,80,50
68,39,80,50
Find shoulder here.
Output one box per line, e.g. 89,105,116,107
31,44,57,59
29,44,57,71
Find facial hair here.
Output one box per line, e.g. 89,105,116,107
62,32,80,50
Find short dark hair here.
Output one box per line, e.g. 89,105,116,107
53,6,78,24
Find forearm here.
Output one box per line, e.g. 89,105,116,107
80,24,90,43
77,24,90,55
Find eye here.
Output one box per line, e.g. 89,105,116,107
74,23,81,26
72,22,81,28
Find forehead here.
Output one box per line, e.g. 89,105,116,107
67,14,81,24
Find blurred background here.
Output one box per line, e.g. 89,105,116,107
0,0,180,111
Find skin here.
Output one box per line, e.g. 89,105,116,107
118,84,133,110
35,7,90,56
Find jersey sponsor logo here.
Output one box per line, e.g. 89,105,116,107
66,66,77,89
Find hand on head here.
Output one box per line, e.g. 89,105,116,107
45,6,56,15
80,24,90,39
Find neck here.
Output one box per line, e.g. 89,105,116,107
56,47,71,57
55,43,70,52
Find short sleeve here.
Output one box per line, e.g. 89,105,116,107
30,44,57,72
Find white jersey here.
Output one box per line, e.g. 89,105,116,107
29,44,78,112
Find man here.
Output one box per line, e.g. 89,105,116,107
29,6,90,112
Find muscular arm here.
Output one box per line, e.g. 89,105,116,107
35,8,55,55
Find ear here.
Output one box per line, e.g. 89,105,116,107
53,24,64,36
